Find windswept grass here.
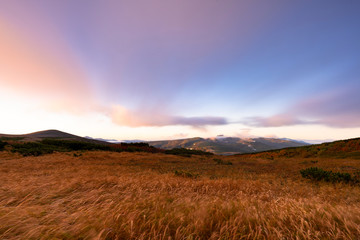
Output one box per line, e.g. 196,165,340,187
1,151,360,239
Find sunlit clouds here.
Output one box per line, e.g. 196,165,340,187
244,84,360,128
110,105,227,127
0,1,359,141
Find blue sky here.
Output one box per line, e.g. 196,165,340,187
0,0,359,141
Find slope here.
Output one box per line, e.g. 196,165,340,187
149,137,308,155
239,137,360,159
0,130,109,145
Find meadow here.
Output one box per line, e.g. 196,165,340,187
1,150,360,239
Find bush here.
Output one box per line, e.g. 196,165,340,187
111,142,162,153
10,139,112,156
41,139,112,151
165,148,213,157
0,137,24,141
9,139,164,157
120,142,150,147
213,158,233,165
174,170,199,178
353,171,360,183
300,167,353,183
0,140,7,150
11,142,57,156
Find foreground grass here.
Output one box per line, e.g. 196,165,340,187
1,151,360,239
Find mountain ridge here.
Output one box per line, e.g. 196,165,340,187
238,137,360,159
0,130,110,145
149,136,309,155
0,130,308,154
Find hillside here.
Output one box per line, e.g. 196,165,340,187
240,137,360,159
0,130,109,145
0,131,310,155
1,149,360,239
149,137,308,155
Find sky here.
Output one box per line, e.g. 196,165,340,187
0,0,359,142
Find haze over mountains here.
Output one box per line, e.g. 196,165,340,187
0,130,308,155
149,136,308,155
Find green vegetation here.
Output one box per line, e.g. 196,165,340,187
174,170,200,178
164,148,213,157
10,142,56,156
213,158,233,165
111,142,162,153
1,138,213,157
0,137,24,141
0,140,7,151
41,139,112,151
10,139,112,156
300,167,356,184
6,139,167,156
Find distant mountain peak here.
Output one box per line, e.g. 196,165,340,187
149,136,309,155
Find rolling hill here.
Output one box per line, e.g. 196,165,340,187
149,137,309,155
239,137,360,159
0,130,109,145
0,130,309,155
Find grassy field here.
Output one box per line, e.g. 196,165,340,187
1,151,360,239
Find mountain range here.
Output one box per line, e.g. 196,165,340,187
0,130,309,155
149,136,308,155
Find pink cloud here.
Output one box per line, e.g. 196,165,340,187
110,105,227,127
243,114,310,127
243,86,360,128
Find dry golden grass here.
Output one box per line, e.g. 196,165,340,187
1,151,360,239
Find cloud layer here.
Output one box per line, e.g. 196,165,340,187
110,105,227,127
0,1,359,138
244,85,360,128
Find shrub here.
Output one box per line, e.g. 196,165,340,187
213,158,233,165
11,142,57,156
0,140,7,150
111,143,162,153
353,171,360,184
165,148,213,157
0,137,24,141
300,167,353,183
10,139,112,156
9,139,164,157
174,170,199,178
41,139,112,151
120,142,150,147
